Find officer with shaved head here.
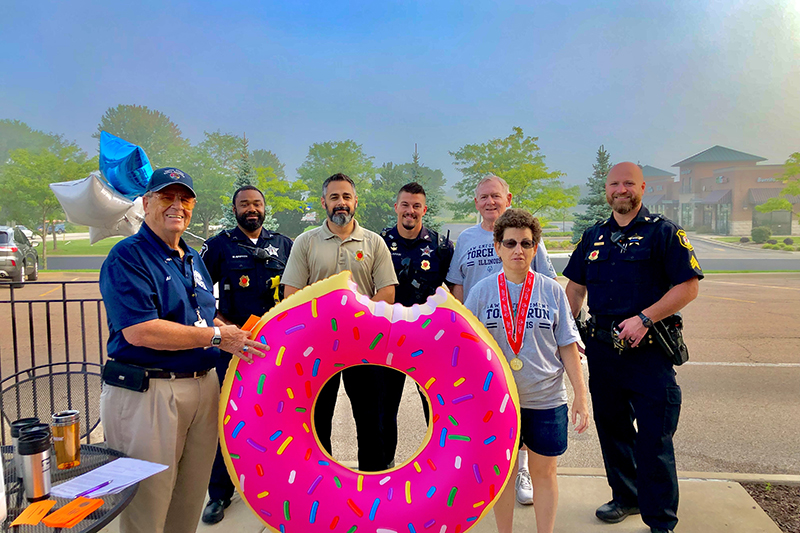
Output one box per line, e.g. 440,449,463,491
563,162,703,533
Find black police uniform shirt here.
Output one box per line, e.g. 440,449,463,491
200,226,293,327
563,206,703,320
381,225,454,307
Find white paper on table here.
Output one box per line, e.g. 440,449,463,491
51,458,168,498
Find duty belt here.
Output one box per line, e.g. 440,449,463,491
586,319,655,352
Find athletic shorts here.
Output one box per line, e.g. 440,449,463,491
518,404,568,457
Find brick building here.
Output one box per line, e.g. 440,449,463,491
669,146,799,236
641,165,679,221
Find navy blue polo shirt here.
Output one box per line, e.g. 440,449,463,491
100,222,219,372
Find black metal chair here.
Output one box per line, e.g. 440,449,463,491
0,362,103,445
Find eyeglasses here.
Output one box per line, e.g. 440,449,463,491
153,192,196,210
500,239,535,249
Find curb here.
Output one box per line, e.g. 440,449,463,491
688,234,751,251
689,233,800,253
558,467,800,486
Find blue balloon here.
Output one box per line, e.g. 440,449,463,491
99,131,153,198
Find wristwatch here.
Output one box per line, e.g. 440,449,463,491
638,313,654,328
210,326,222,347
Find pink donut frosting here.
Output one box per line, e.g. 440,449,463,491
220,272,520,533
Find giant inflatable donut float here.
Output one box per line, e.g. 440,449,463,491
220,271,520,533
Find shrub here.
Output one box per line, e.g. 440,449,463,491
767,239,778,245
751,226,772,244
762,244,774,249
739,236,750,243
784,237,794,245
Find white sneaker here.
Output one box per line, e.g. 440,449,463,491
515,469,533,505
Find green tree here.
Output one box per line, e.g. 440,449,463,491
297,140,376,222
255,168,307,219
572,145,613,243
449,127,571,222
92,105,189,166
163,141,233,239
0,146,97,266
252,149,286,179
219,136,278,230
197,131,243,177
0,119,70,165
409,146,446,232
361,147,448,233
756,152,800,222
360,162,410,232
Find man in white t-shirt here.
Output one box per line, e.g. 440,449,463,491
447,175,556,302
446,174,556,503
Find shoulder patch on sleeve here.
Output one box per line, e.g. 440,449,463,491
676,229,694,251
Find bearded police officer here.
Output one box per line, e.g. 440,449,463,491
563,162,702,533
199,185,292,524
380,182,454,466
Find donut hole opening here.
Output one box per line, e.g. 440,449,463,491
315,365,431,472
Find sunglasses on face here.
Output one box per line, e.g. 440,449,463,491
153,192,197,210
500,239,535,249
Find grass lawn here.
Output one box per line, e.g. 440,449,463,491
38,237,124,256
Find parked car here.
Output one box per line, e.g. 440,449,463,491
37,223,66,234
0,226,39,287
16,225,34,240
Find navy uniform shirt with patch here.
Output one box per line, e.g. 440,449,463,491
200,227,293,327
100,222,219,372
381,225,454,307
563,206,703,319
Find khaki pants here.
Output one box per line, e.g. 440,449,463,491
100,372,219,533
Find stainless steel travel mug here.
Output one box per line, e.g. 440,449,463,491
18,430,52,501
10,417,40,479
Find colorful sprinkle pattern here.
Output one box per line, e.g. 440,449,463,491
219,272,519,533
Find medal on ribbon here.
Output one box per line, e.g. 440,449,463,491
498,270,535,371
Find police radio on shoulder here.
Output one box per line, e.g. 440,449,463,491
638,312,654,328
210,326,222,347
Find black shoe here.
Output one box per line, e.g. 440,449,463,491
595,500,640,523
202,499,231,525
650,528,674,533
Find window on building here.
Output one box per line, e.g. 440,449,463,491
681,177,692,194
753,209,792,235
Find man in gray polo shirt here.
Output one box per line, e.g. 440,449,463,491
282,173,397,471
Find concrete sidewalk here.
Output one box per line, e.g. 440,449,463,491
97,470,782,532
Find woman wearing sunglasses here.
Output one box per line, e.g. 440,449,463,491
464,208,589,533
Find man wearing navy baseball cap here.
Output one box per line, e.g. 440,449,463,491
99,167,268,533
144,167,197,197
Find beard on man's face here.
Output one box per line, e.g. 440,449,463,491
327,204,354,227
607,192,641,215
236,208,265,232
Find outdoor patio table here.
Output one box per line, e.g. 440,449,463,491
2,444,138,532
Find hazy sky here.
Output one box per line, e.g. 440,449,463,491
2,0,798,189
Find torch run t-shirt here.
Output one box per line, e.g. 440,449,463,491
464,270,581,409
446,224,557,301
